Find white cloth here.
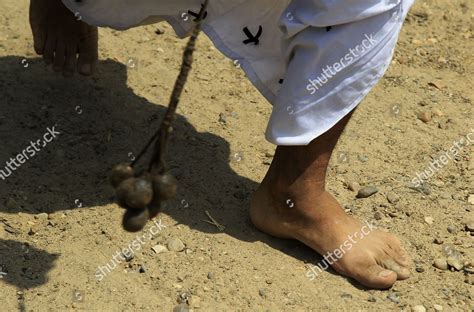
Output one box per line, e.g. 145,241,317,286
63,0,414,145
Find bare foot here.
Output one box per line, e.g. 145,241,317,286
29,0,98,76
250,113,411,289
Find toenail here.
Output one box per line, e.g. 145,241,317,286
379,270,394,277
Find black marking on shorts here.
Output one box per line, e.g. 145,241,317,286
242,26,263,45
279,79,284,84
326,26,332,32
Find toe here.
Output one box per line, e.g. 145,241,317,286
382,259,410,280
63,42,78,77
53,42,66,72
77,27,98,76
43,34,56,65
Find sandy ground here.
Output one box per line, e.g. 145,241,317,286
0,0,473,311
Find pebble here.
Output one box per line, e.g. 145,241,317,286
433,258,448,270
5,198,19,210
433,304,443,311
258,288,267,298
155,28,165,35
34,213,49,220
347,181,360,192
341,293,352,299
418,111,432,123
207,272,214,279
28,225,39,235
464,219,474,232
264,152,274,158
358,155,369,163
167,238,185,252
415,266,425,273
432,108,444,117
368,296,377,303
218,113,227,124
187,296,201,308
374,211,383,220
139,265,146,273
468,195,474,205
151,244,168,254
446,257,463,271
424,216,434,225
387,192,400,204
387,292,400,304
447,225,455,233
173,304,191,312
356,186,378,198
412,305,426,312
156,48,164,53
433,238,444,245
465,275,474,285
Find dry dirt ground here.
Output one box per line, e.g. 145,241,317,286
0,0,473,311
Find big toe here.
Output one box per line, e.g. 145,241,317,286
77,26,98,76
382,259,410,280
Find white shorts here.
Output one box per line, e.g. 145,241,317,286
62,0,414,145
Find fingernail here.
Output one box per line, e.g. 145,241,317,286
379,270,393,277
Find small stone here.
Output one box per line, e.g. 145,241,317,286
433,258,448,270
5,198,19,210
468,195,474,205
173,304,191,312
374,211,383,220
439,192,451,200
446,257,463,271
152,244,168,254
218,113,227,124
368,296,377,303
156,48,164,53
358,155,369,163
433,238,444,244
424,216,434,225
28,225,39,235
341,292,352,299
415,266,425,273
357,186,378,198
264,152,274,158
122,252,134,262
464,275,474,285
432,109,444,117
187,296,201,308
412,305,426,312
418,111,432,123
167,238,185,252
433,304,443,311
207,272,214,279
347,181,360,192
34,213,49,220
155,28,165,35
258,288,267,298
464,219,474,232
139,265,146,273
387,293,400,304
447,226,455,233
387,192,400,204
